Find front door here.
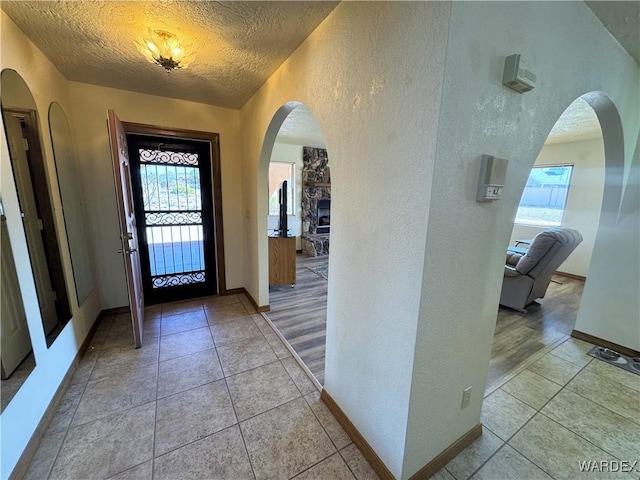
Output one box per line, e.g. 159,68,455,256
127,134,217,304
107,110,145,348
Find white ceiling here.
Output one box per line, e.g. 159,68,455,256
546,98,602,145
1,1,338,109
275,105,326,148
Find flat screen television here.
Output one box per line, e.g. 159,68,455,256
279,180,288,238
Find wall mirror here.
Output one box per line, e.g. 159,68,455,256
49,102,94,305
0,197,36,413
1,69,71,347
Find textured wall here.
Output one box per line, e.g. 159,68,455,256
0,12,102,478
68,82,244,308
404,2,640,476
240,3,452,476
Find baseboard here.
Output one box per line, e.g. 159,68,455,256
9,310,104,479
555,271,586,281
242,288,270,312
320,390,395,480
102,305,131,315
321,390,483,480
408,424,483,479
571,330,640,358
224,287,245,296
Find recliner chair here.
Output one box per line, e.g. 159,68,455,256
500,227,583,313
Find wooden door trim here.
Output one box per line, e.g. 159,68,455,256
121,121,227,295
3,107,71,344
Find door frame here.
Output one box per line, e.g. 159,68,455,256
3,107,72,345
121,122,228,295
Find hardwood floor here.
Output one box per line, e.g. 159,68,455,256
266,254,328,384
487,274,584,389
265,255,585,392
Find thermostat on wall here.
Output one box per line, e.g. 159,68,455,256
477,155,508,202
502,54,536,93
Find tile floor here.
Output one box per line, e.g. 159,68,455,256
23,297,639,480
437,337,640,480
24,294,378,480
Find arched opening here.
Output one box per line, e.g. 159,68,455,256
257,102,331,384
487,91,626,390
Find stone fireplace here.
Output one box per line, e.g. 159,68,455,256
301,147,330,256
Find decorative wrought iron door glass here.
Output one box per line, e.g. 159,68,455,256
138,148,205,289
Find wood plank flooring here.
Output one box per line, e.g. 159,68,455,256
265,255,585,390
266,254,328,384
487,274,584,389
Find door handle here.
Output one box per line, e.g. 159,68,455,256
117,247,138,254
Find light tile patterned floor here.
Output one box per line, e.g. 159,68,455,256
25,295,379,480
437,337,640,480
23,300,639,480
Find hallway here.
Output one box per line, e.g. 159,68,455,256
24,295,376,480
24,295,639,479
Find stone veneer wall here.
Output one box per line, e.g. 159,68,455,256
302,147,330,256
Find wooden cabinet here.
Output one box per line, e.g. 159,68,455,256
269,236,296,286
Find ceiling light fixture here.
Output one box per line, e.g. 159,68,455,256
136,29,194,71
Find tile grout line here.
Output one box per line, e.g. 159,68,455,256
41,313,121,480
484,334,570,397
497,354,598,480
337,447,362,480
536,411,635,466
468,348,597,480
224,377,259,480
150,327,161,479
562,364,640,428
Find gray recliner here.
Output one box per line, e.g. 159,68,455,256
500,227,583,313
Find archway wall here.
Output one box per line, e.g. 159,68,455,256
240,3,452,477
404,2,639,477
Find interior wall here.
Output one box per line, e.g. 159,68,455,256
267,142,303,250
509,136,605,277
67,82,244,308
575,132,640,349
240,3,452,476
0,12,101,477
404,2,640,477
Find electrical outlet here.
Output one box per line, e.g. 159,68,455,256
461,386,472,409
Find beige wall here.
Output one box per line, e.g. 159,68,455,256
68,82,244,308
510,136,605,277
0,12,101,477
240,3,452,477
405,2,639,476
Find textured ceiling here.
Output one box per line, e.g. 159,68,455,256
586,1,640,65
276,105,326,148
545,98,602,145
1,1,338,109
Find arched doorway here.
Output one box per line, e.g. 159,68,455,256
257,102,331,384
487,91,627,390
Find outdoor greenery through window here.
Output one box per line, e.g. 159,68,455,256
268,162,294,215
515,165,574,226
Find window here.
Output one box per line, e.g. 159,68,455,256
515,165,574,226
268,162,294,215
